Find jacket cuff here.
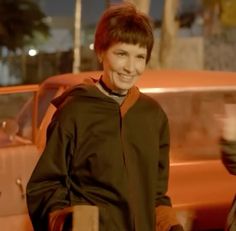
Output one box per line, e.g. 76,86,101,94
155,205,181,231
48,206,73,231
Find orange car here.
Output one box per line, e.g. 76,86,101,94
0,70,235,231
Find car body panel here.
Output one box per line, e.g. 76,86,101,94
169,160,235,230
0,69,236,231
0,145,39,216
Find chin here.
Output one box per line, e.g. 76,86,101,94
117,82,134,90
117,85,131,92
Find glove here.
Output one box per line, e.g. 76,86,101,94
170,224,184,231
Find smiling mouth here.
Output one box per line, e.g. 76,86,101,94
119,74,134,82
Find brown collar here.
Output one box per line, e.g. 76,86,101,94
120,86,140,117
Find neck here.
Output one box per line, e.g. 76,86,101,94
98,78,127,97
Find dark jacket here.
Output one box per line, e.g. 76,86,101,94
221,139,236,175
26,80,172,231
221,139,236,231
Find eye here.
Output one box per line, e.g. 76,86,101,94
137,55,146,60
115,51,126,57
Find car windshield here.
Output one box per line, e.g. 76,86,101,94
147,89,236,162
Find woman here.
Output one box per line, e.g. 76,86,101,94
26,3,183,231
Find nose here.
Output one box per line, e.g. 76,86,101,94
123,57,135,73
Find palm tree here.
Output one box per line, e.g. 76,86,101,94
0,0,50,52
72,0,112,73
124,0,180,69
221,0,236,26
0,0,50,84
123,0,150,14
159,0,180,68
73,0,81,73
104,0,110,8
201,0,222,35
202,0,236,31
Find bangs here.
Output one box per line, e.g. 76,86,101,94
110,26,151,48
103,17,153,53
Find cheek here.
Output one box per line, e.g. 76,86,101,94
109,58,124,70
136,61,146,73
103,57,121,72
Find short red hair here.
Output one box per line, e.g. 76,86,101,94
94,3,154,63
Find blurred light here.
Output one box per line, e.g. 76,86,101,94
89,43,94,50
140,88,165,93
195,16,204,25
28,49,38,56
43,16,52,24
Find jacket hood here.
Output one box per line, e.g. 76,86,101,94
51,77,141,117
51,77,101,108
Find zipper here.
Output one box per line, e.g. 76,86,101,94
120,114,136,231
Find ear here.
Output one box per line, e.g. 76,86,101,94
97,53,104,63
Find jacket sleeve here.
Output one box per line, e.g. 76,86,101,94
155,112,182,230
220,139,236,175
155,112,171,207
26,109,74,231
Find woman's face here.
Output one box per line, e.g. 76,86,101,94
100,43,147,95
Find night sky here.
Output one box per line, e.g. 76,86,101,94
39,0,200,26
